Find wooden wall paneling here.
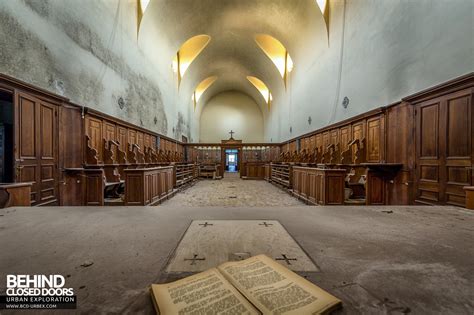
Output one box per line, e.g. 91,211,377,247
386,103,413,204
117,126,128,153
330,129,339,146
84,169,104,206
85,116,103,162
366,170,385,205
38,100,59,205
415,99,442,204
137,131,144,150
315,134,322,150
444,90,472,206
367,116,383,162
352,121,364,158
128,129,137,146
413,88,473,207
340,125,351,153
322,131,330,149
59,105,83,205
15,92,59,206
144,133,151,149
15,92,38,205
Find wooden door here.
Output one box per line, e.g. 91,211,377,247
415,89,472,206
15,92,59,206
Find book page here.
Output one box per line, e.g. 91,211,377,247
150,268,260,315
218,255,341,315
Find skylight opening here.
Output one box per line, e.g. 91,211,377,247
255,34,294,88
172,35,211,86
247,76,273,110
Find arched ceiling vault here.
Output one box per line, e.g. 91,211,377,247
140,0,328,113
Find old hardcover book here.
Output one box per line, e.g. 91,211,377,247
150,254,341,314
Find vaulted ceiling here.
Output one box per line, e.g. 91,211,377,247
139,0,328,115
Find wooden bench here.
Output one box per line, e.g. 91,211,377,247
0,183,32,208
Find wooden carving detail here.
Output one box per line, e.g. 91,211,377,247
116,142,127,164
103,139,120,164
329,143,340,164
340,140,353,164
135,145,145,164
349,138,366,164
85,135,99,165
127,143,138,164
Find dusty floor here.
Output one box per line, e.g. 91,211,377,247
0,177,473,314
162,172,303,207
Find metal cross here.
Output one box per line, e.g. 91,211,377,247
259,221,273,227
275,254,297,265
184,254,206,265
198,222,213,227
229,130,235,138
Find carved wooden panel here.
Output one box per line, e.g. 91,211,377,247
85,171,104,206
351,122,364,159
86,117,103,162
330,129,339,146
322,132,329,148
315,134,322,150
144,134,151,149
103,122,115,141
137,131,144,149
117,126,128,152
128,129,137,145
367,117,381,162
340,126,351,152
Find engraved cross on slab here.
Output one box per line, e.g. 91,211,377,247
275,254,297,265
259,221,273,227
184,254,206,265
198,222,213,227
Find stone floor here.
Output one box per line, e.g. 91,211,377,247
162,172,303,207
0,178,473,314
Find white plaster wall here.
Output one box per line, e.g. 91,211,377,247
266,0,474,142
200,91,264,143
0,0,186,139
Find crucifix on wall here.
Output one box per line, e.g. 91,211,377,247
229,130,235,140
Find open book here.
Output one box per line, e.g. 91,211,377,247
150,254,341,314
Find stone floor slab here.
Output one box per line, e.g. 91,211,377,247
165,220,319,272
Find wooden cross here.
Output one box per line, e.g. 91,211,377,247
259,221,273,227
229,130,235,139
184,254,206,265
275,254,297,265
198,222,213,227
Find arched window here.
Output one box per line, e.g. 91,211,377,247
192,76,218,110
172,35,211,86
255,35,293,88
247,76,273,110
